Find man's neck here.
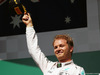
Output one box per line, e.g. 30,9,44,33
59,59,72,63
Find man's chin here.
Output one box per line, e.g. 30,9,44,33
56,55,64,60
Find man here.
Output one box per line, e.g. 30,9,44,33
22,12,85,75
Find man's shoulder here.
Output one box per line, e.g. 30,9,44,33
73,63,84,70
69,60,84,70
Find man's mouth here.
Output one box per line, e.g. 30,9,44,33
56,50,63,54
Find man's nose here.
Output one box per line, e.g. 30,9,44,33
56,46,61,51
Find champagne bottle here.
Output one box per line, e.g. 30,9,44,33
9,0,27,15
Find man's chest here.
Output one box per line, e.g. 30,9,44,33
44,64,79,75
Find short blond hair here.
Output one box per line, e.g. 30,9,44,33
53,34,74,48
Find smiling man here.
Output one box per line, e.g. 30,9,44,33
53,34,73,63
22,13,85,75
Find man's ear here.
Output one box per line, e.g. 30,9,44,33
70,47,73,53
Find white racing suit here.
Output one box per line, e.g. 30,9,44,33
26,26,85,75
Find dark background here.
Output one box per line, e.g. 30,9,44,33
0,0,87,36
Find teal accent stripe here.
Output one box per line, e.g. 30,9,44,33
0,60,42,75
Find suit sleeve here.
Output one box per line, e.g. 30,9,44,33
26,26,51,73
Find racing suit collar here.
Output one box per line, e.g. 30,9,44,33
57,60,73,68
61,60,73,66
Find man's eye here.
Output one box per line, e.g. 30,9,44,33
54,46,57,49
60,45,64,47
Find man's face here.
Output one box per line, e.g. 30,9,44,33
53,39,73,62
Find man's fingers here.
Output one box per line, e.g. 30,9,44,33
22,12,32,25
24,12,28,15
22,15,29,21
22,18,28,21
27,13,30,16
22,13,29,21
